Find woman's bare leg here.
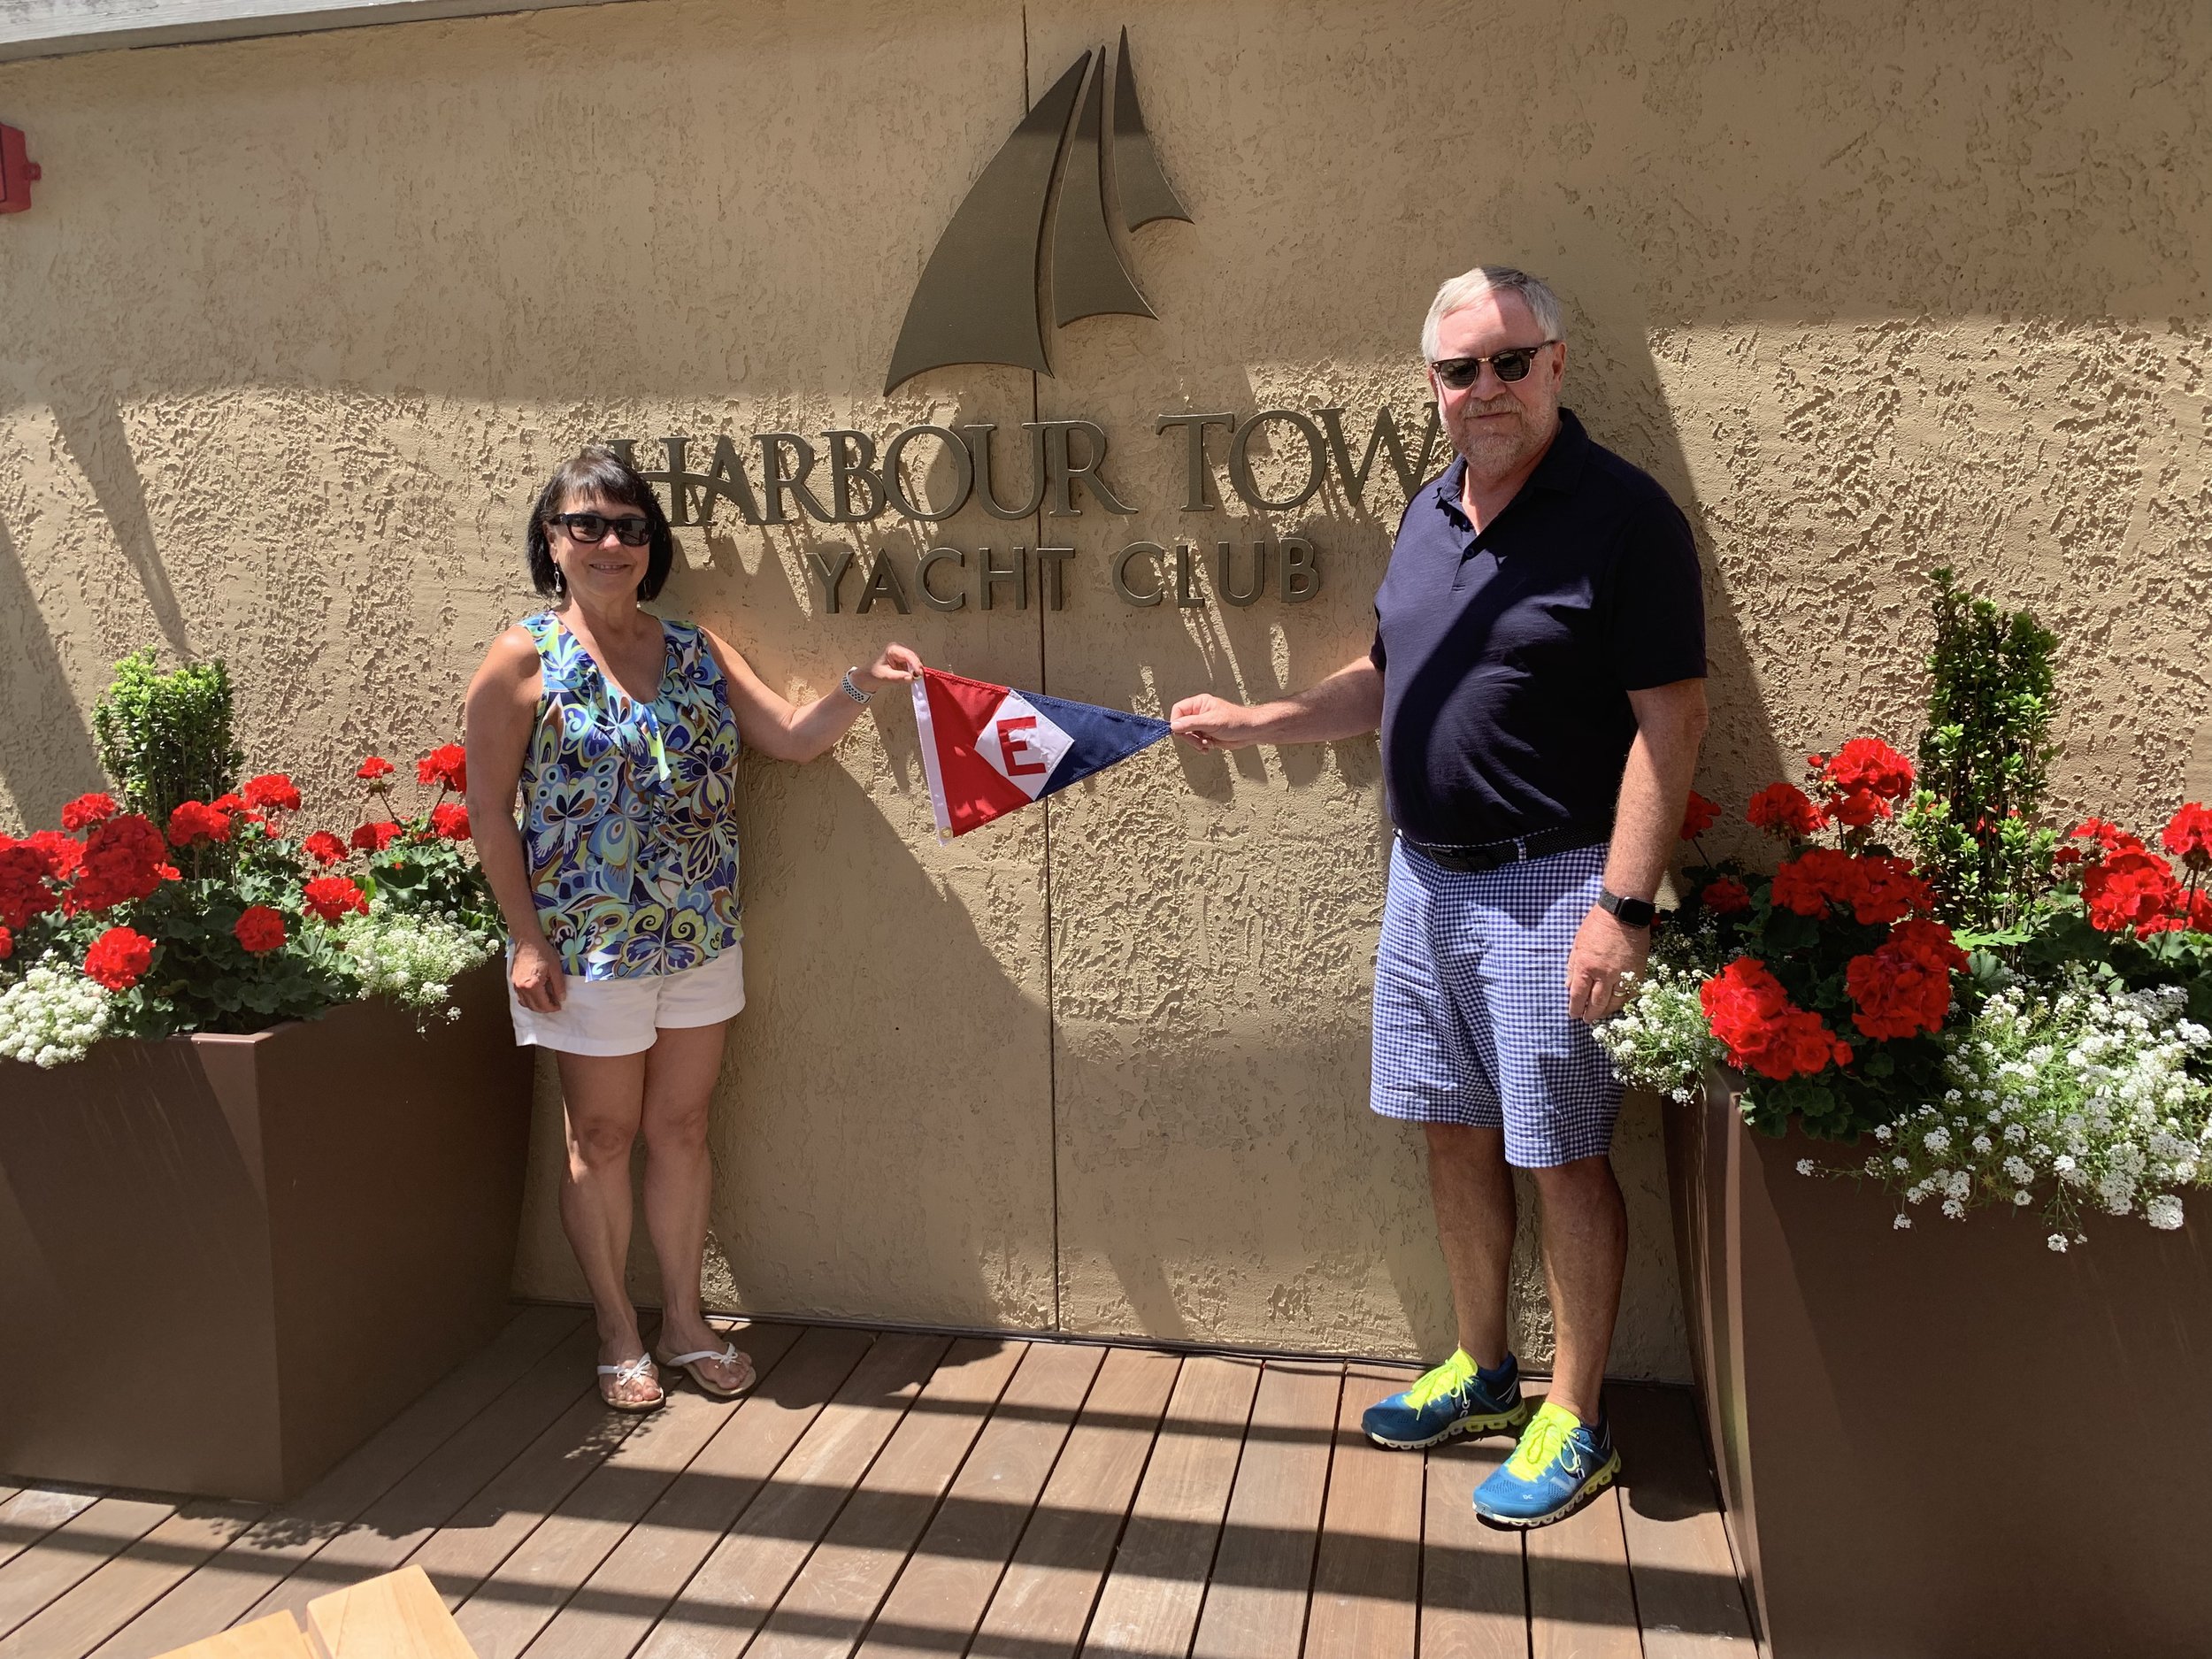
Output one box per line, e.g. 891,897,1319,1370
640,1020,751,1392
554,1048,659,1406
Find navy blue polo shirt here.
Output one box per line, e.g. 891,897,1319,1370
1370,408,1705,848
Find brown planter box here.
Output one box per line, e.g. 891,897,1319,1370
0,962,531,1502
1667,1066,2212,1658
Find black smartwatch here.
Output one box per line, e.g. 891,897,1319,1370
1596,888,1656,928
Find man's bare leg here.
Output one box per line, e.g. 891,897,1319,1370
1425,1124,1518,1369
1525,1154,1627,1423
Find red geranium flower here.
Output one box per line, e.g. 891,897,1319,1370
429,802,471,841
83,926,155,992
356,756,395,781
418,745,467,794
1700,956,1853,1081
1839,854,1936,927
350,820,403,853
242,773,303,816
233,905,289,954
1844,918,1967,1042
1701,876,1752,914
2052,844,2083,869
1819,738,1915,803
301,876,370,923
0,926,12,960
2188,891,2212,934
22,829,84,883
1828,787,1893,830
0,839,59,932
59,792,119,832
1679,790,1719,841
2081,849,2183,937
302,830,349,866
165,800,234,847
2161,803,2212,872
1747,782,1826,840
2070,818,2145,858
64,814,174,915
1769,847,1859,918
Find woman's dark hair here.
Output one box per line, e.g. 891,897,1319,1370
526,445,675,602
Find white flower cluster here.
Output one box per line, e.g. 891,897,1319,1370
1811,973,2212,1240
0,962,114,1068
1595,963,1725,1102
336,910,495,1016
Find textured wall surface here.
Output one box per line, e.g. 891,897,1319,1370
5,0,2209,1380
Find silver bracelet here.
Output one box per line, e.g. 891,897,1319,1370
838,668,873,705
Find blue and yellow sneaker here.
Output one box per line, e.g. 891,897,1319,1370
1471,1399,1621,1528
1361,1348,1530,1450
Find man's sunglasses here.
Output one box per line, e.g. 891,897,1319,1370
1430,342,1560,390
549,511,653,546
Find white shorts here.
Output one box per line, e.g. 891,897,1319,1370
507,943,746,1057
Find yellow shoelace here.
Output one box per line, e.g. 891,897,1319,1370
1507,1403,1580,1479
1402,1349,1478,1410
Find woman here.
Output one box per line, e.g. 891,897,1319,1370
465,445,918,1410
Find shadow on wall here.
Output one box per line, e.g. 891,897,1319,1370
0,518,105,829
50,393,196,663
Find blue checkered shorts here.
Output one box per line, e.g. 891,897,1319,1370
1370,836,1623,1167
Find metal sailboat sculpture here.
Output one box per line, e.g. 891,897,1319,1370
884,29,1191,394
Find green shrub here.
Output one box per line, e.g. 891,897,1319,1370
91,652,244,828
1904,569,2060,934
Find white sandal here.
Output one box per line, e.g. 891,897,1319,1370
654,1341,754,1400
595,1353,664,1413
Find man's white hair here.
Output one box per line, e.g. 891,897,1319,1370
1420,265,1566,361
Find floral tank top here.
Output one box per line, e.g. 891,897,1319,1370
518,612,743,979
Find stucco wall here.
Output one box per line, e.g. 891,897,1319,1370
4,0,2208,1381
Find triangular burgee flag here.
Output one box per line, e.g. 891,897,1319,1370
910,665,1171,837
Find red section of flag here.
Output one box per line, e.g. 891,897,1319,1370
923,669,1033,834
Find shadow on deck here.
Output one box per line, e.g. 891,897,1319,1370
0,1305,1756,1657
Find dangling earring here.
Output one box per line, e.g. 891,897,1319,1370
552,567,565,594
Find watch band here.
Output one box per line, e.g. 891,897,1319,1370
838,669,873,705
1598,888,1656,927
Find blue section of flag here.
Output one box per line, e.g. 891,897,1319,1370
1029,690,1171,796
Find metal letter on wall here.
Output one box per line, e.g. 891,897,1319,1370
884,29,1191,392
1051,50,1153,327
1110,28,1189,231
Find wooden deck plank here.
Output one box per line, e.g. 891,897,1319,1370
95,1303,583,1659
388,1312,664,1620
1606,1386,1756,1657
631,1330,950,1659
1420,1434,1527,1659
1078,1354,1262,1659
969,1346,1180,1659
229,1319,602,1628
522,1324,876,1659
1187,1360,1342,1659
448,1322,805,1658
743,1336,1029,1659
0,1487,105,1575
0,1494,175,1641
1526,1485,1640,1659
0,1500,265,1659
852,1340,1104,1659
1300,1363,1423,1659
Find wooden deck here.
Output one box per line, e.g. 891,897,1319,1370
0,1306,1756,1658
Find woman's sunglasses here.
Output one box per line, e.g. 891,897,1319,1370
1430,342,1559,390
550,511,652,546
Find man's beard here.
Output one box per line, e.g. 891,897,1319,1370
1449,400,1551,482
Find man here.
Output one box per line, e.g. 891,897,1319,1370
1170,265,1706,1529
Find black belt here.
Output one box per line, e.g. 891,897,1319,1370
1400,823,1611,873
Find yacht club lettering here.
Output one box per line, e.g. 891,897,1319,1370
607,402,1442,618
